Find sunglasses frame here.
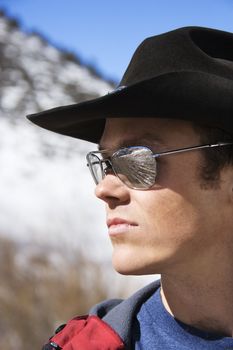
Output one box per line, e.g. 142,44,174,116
86,142,233,190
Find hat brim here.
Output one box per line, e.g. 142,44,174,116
27,71,233,143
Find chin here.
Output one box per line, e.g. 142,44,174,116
112,250,161,276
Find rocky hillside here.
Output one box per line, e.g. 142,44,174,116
0,10,115,259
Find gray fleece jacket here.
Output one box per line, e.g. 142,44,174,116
89,279,161,350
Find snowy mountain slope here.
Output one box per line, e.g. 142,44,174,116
0,11,112,117
0,11,114,260
0,11,157,307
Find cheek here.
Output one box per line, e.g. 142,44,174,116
136,189,204,249
111,189,218,275
110,189,203,275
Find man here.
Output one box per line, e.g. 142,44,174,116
28,26,233,349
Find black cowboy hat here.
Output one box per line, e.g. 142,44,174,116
27,26,233,143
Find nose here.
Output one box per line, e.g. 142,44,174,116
95,173,130,206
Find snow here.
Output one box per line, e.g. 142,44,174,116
0,117,109,259
1,85,28,109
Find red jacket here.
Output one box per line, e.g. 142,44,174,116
44,315,125,350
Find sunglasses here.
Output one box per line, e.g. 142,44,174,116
86,142,233,190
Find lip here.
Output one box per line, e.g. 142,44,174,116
107,218,138,227
107,218,138,236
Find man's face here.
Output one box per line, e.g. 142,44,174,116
95,118,230,276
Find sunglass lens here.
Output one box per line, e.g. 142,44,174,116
88,153,103,184
112,147,157,189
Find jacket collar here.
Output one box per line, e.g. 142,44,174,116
90,279,161,349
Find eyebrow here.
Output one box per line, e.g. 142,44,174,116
98,133,166,152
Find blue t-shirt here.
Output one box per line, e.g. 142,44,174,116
133,288,233,349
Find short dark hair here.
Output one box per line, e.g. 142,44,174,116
193,124,233,188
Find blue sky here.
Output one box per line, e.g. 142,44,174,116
0,0,233,82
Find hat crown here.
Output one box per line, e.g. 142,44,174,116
120,26,233,87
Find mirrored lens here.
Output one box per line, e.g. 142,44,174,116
112,147,157,189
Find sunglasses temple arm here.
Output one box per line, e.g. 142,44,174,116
153,142,233,158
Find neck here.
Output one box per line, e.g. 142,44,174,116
160,251,233,337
